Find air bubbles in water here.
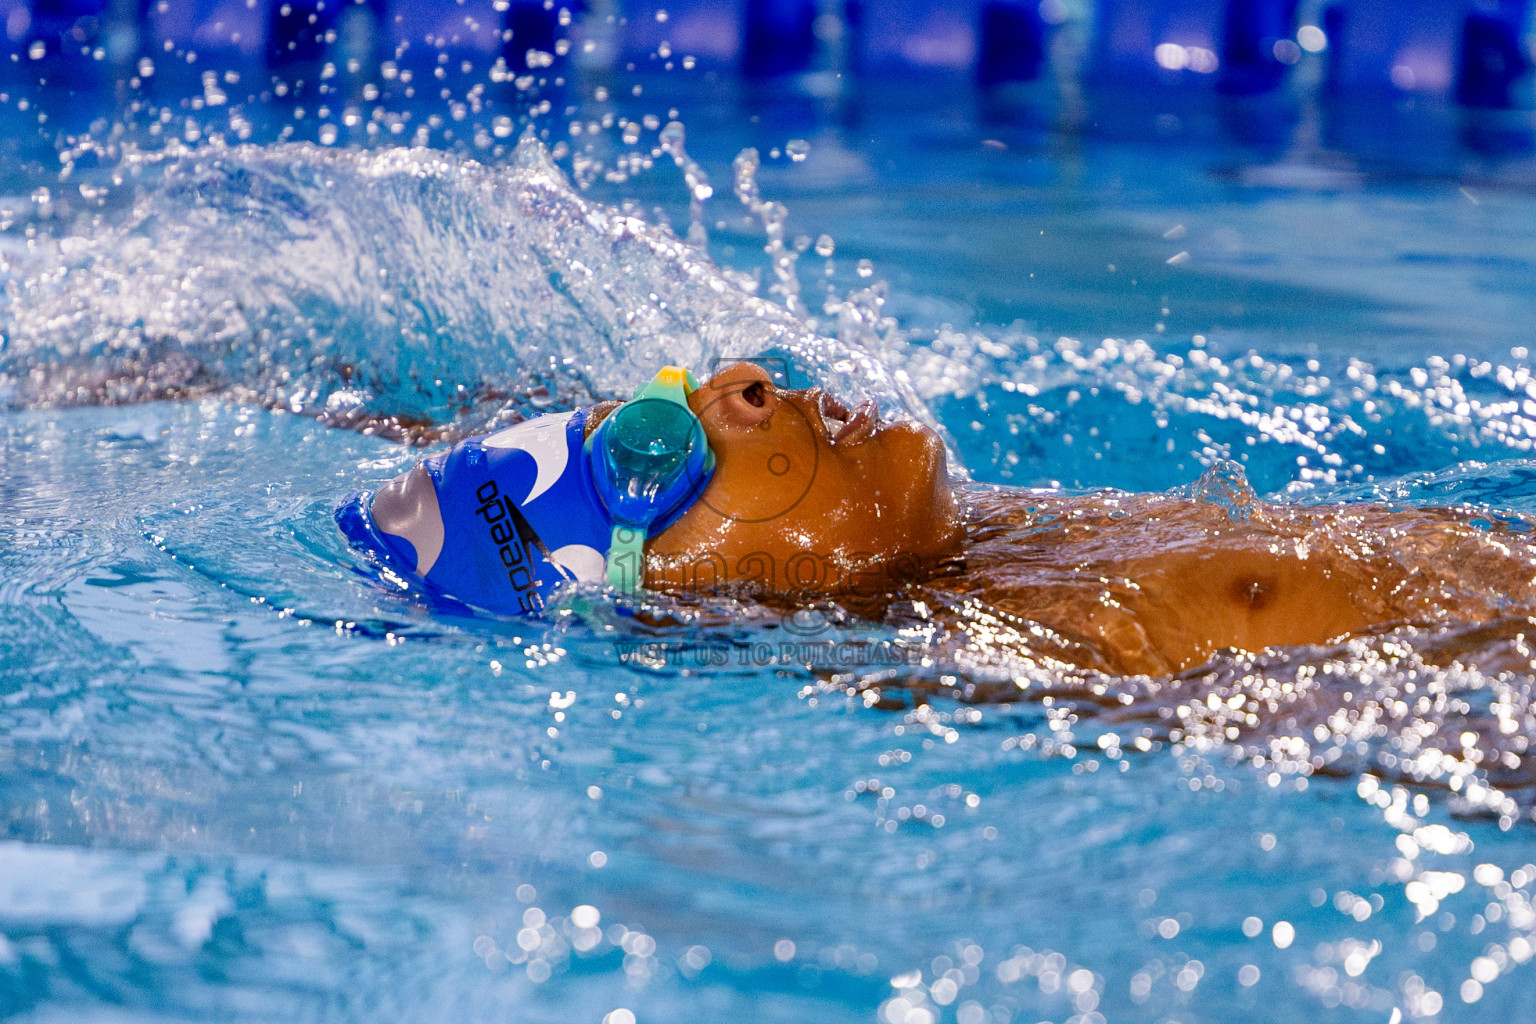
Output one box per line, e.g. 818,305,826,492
785,139,811,163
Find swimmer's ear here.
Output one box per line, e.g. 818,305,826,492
694,361,780,430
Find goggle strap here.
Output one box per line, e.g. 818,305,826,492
606,524,647,593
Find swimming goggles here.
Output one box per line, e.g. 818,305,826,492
586,365,716,593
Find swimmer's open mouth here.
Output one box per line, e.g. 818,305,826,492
818,391,878,444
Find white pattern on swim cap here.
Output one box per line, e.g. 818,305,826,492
548,543,606,582
482,410,577,505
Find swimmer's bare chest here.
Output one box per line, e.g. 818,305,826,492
945,492,1522,676
1069,546,1372,674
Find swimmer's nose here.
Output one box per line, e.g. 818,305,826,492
695,361,780,430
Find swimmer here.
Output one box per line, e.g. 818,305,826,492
339,360,1536,675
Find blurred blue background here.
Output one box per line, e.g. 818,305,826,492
3,0,1535,178
2,1,1532,106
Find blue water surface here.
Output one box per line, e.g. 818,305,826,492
3,52,1536,1024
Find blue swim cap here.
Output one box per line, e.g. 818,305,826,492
336,366,715,614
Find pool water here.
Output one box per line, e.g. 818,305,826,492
4,55,1536,1024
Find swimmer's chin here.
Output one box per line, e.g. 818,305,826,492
873,420,963,535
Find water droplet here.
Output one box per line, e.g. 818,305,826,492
659,121,685,154
1189,459,1255,521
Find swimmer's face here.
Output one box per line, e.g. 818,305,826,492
647,361,963,596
